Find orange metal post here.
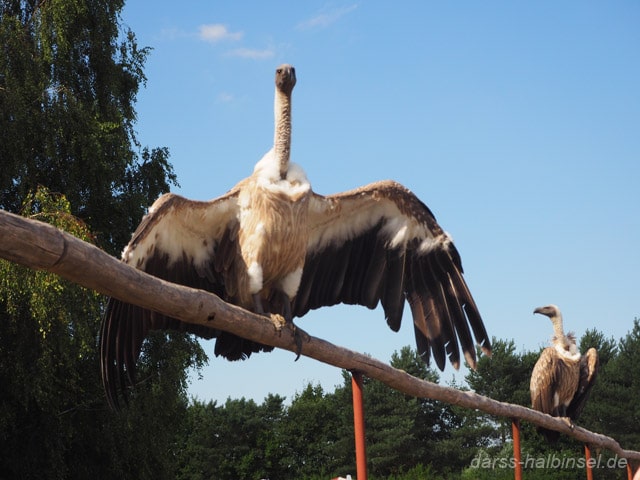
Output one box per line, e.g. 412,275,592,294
352,371,368,480
511,419,522,480
585,444,594,480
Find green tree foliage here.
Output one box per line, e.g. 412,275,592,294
591,320,640,452
0,1,207,477
362,371,419,476
176,395,289,480
0,0,176,255
0,188,207,479
279,383,343,477
467,339,537,407
574,327,617,434
579,328,618,366
173,348,503,480
466,338,539,446
0,188,102,478
428,378,496,476
166,334,632,480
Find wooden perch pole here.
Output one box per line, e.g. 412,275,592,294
585,444,594,480
2,208,640,462
512,419,522,480
351,372,368,480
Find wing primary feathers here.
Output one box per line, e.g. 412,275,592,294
342,233,371,304
329,242,352,302
436,283,461,370
413,323,432,365
123,306,138,385
419,252,458,370
407,255,447,370
380,248,405,332
406,290,430,363
361,233,388,309
433,249,475,368
424,296,447,371
425,251,464,369
100,297,136,409
310,249,337,308
463,299,491,356
446,253,491,356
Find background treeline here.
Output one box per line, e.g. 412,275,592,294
1,1,639,479
173,333,640,480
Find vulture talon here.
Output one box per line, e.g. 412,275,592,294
289,323,306,361
561,417,575,430
269,313,287,333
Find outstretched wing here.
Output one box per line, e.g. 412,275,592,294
567,347,599,421
100,190,272,408
294,180,491,370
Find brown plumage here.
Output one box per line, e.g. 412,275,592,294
530,305,599,442
100,64,492,408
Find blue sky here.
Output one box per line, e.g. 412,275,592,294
121,1,639,405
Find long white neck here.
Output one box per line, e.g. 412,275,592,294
551,313,565,340
550,313,578,356
274,86,292,179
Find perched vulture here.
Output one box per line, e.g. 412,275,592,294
100,64,492,408
530,304,599,442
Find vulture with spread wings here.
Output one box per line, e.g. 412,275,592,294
100,64,491,408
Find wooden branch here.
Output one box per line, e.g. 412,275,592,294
1,208,639,461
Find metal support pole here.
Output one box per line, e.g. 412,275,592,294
511,419,522,480
352,371,368,480
585,444,594,480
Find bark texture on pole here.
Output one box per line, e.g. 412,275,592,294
1,208,639,461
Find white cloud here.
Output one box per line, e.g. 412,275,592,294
216,92,234,103
196,23,275,60
225,47,274,60
198,24,243,43
297,4,358,30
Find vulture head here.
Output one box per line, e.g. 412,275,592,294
533,304,561,320
534,304,576,354
275,64,296,94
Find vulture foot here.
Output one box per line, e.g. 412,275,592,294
269,313,287,331
560,417,575,430
286,321,310,361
